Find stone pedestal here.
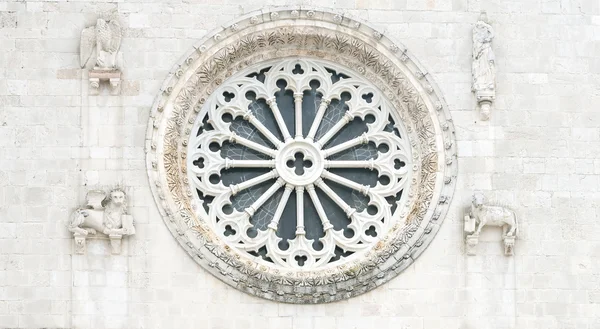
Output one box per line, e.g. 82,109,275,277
475,89,495,121
503,235,516,256
88,69,121,95
74,233,87,254
109,234,123,254
465,234,479,256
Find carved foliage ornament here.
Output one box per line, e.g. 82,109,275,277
146,7,457,303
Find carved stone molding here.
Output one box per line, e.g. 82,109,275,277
69,189,135,254
464,192,517,256
146,6,457,303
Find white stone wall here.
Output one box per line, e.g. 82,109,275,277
1,0,599,328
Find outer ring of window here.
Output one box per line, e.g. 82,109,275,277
146,7,458,303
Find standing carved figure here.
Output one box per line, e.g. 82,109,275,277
80,18,122,69
464,192,517,255
472,13,496,121
69,188,135,254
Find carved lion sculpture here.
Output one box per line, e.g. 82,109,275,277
469,192,517,238
69,188,134,237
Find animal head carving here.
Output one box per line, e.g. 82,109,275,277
472,192,486,209
102,188,127,209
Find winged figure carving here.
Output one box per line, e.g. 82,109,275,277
80,18,122,69
69,188,135,254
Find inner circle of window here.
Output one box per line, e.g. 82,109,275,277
187,58,412,270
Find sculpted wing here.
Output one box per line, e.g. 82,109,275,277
80,26,97,68
86,190,107,210
107,20,122,53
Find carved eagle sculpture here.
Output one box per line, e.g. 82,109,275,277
80,18,122,69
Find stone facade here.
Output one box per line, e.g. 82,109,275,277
1,0,599,328
147,9,457,303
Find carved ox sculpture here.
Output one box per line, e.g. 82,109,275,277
464,192,517,256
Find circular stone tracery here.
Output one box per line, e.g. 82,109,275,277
189,58,410,270
147,7,457,303
277,139,323,186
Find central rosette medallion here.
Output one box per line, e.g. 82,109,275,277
275,138,324,187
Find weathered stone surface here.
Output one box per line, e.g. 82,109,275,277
0,12,17,28
1,0,599,328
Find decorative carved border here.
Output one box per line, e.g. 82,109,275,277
146,6,457,303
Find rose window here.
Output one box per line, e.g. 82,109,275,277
149,7,457,303
188,59,410,269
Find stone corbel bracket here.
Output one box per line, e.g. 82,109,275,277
464,192,517,256
88,69,121,95
474,90,494,120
